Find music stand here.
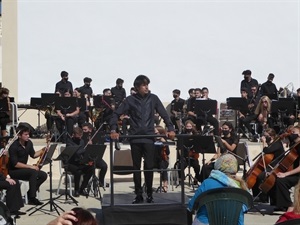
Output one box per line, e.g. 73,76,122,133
41,93,59,107
271,99,294,132
194,100,217,116
77,98,87,112
83,144,106,200
29,144,64,216
54,97,77,141
54,146,79,205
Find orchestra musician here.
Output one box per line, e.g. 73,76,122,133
177,120,201,185
54,71,73,96
73,88,88,127
111,78,126,109
240,69,259,98
55,89,80,141
260,73,278,100
248,128,285,203
254,95,272,137
8,125,47,205
200,121,239,182
110,75,175,204
0,88,11,137
154,126,170,192
272,125,300,211
170,89,185,133
66,127,93,197
82,122,107,187
79,77,93,98
238,87,254,137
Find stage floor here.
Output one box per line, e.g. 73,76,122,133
101,193,192,225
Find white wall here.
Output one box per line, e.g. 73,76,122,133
18,0,300,103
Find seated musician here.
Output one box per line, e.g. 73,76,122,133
73,87,88,127
8,125,47,205
188,154,248,225
177,120,201,185
82,122,108,187
154,126,170,192
186,88,219,135
254,95,273,135
0,88,11,137
248,128,285,203
170,89,185,133
199,121,239,182
66,127,93,197
272,125,300,211
55,89,80,141
0,171,25,216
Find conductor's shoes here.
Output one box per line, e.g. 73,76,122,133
146,195,154,203
132,195,143,204
28,198,43,205
74,191,80,197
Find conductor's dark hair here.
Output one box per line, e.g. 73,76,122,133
116,78,124,85
61,71,68,78
173,89,181,95
133,75,150,88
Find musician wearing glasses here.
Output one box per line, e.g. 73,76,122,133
8,125,47,205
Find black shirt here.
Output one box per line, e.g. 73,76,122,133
79,85,93,97
55,80,73,96
8,139,35,170
240,78,259,98
263,139,285,167
260,81,278,100
170,98,185,114
111,86,126,107
221,134,239,154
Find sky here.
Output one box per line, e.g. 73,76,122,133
18,0,300,103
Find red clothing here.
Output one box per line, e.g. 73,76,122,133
276,211,300,223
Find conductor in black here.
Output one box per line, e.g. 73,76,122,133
110,75,175,204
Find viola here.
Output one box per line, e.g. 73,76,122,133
259,142,300,193
161,145,168,161
188,149,199,159
35,133,51,169
246,153,274,189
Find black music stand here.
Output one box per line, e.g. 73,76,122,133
194,100,217,134
271,99,294,133
193,135,216,182
29,144,64,216
54,146,79,205
83,144,106,200
54,97,77,141
226,97,249,136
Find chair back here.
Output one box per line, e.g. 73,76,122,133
192,187,253,225
235,142,252,167
58,145,66,175
276,219,300,225
113,149,133,175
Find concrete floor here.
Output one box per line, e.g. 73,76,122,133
16,138,282,225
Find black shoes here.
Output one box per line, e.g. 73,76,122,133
146,195,154,203
132,195,144,204
274,207,288,212
10,210,26,216
74,191,80,197
79,189,89,197
28,198,43,205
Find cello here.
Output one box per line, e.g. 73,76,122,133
259,141,300,193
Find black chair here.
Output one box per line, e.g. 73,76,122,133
276,219,300,225
192,187,253,225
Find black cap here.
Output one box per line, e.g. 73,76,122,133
242,70,251,76
83,77,92,83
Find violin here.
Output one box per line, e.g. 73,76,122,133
188,149,199,159
259,141,300,193
35,133,51,169
0,139,9,177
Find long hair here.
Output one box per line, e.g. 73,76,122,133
254,95,271,115
184,120,198,134
221,121,235,137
